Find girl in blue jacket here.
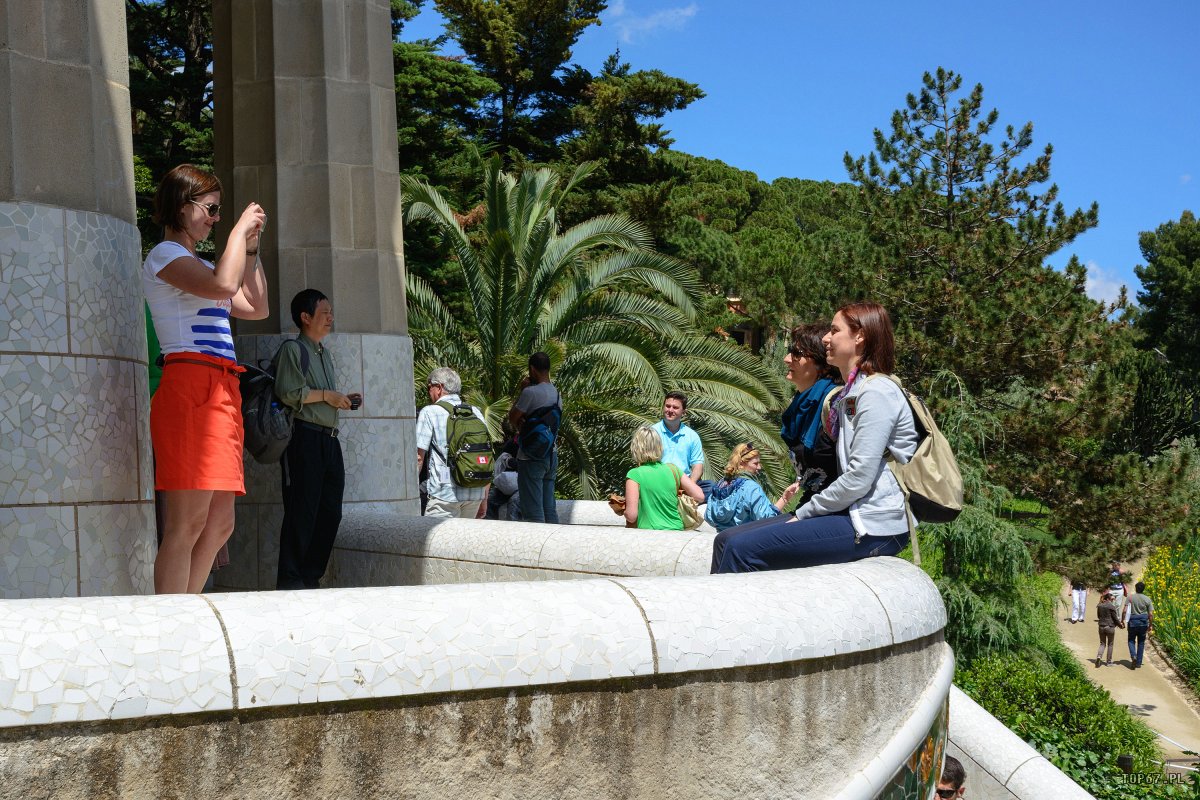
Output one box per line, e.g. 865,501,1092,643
705,443,798,532
713,302,919,573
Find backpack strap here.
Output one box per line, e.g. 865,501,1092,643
819,385,841,438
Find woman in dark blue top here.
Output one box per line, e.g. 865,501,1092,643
710,323,840,571
779,322,841,501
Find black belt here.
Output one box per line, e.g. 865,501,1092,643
295,419,339,438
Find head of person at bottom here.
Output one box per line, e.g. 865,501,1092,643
722,442,763,480
292,289,332,342
936,755,965,798
631,425,663,466
823,300,895,380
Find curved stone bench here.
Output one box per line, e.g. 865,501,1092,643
324,505,718,587
0,560,951,799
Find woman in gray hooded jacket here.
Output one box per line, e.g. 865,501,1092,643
714,301,919,572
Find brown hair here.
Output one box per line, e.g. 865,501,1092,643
152,164,222,232
722,443,760,479
837,301,895,375
789,322,839,381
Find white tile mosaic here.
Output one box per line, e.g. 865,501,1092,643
65,210,144,360
0,355,141,504
537,526,703,577
0,595,232,727
77,503,155,596
207,581,655,708
0,506,77,599
842,556,946,643
134,355,154,501
615,562,903,674
672,533,716,575
341,417,406,502
360,333,411,418
0,201,69,353
324,333,364,420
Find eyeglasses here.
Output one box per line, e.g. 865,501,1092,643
189,200,221,218
935,789,958,799
743,442,756,452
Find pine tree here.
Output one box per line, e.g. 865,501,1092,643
843,68,1114,393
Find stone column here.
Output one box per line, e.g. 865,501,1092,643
212,0,418,590
0,1,155,598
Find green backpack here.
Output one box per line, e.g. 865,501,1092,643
432,400,495,488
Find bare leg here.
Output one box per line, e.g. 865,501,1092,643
187,492,236,593
155,489,215,594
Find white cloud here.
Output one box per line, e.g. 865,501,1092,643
607,1,698,43
1084,260,1126,307
1181,174,1193,185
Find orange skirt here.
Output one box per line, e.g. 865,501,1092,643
151,353,246,494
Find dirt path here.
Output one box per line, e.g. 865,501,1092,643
1056,560,1200,762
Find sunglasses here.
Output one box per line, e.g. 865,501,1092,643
935,789,958,799
189,200,221,218
743,442,756,452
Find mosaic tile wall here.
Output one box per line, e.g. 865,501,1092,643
0,201,155,599
221,332,418,590
0,558,947,728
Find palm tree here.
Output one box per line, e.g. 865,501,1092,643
402,156,794,498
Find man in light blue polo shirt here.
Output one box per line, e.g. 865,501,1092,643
653,391,713,501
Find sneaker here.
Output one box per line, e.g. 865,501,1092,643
1106,661,1113,666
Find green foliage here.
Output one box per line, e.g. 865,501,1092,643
126,0,215,246
434,0,606,157
843,67,1116,394
402,158,791,496
1144,543,1200,694
1106,350,1200,459
958,655,1199,798
1135,210,1200,380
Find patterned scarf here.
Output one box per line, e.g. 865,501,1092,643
826,366,860,439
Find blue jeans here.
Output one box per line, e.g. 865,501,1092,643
713,511,907,573
517,450,558,523
1127,615,1150,665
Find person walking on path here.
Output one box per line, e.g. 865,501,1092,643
1109,560,1129,617
508,352,562,524
1095,591,1122,667
1124,581,1155,669
1070,578,1088,623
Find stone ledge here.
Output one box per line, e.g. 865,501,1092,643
0,559,942,730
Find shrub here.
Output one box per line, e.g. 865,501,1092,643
1143,542,1200,694
957,655,1197,799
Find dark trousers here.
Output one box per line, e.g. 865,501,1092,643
517,450,558,523
713,511,907,573
278,424,345,589
1127,615,1150,665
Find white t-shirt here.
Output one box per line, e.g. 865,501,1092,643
142,241,236,362
415,394,487,504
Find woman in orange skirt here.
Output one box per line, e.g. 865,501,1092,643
142,165,269,593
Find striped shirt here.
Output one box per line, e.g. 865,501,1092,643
142,241,236,362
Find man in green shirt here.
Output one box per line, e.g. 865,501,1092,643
273,289,360,589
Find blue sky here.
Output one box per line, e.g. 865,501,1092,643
403,0,1199,305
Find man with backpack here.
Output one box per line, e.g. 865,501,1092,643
273,289,361,590
507,352,561,524
416,367,490,518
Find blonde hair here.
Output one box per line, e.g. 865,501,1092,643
722,443,760,479
631,426,663,466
